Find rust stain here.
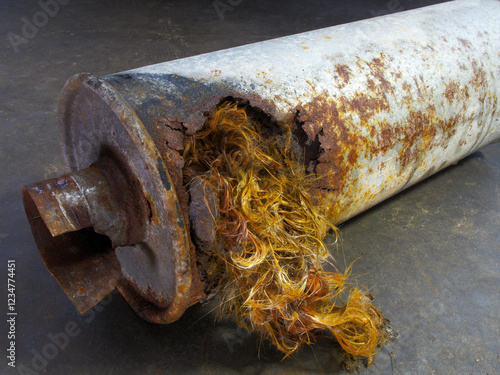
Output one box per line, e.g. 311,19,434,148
377,124,397,151
367,78,376,91
211,69,222,76
397,110,438,168
364,54,394,94
457,38,472,49
444,81,460,104
293,72,461,222
341,92,389,122
402,81,413,102
471,60,487,89
295,95,360,219
335,64,351,86
412,75,435,100
347,148,358,165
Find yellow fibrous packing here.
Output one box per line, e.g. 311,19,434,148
183,101,389,362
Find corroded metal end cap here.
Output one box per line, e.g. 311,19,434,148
22,73,205,323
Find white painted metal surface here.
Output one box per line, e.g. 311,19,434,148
126,0,500,224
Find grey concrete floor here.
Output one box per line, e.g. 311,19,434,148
1,0,499,374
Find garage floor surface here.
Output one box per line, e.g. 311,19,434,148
1,1,499,374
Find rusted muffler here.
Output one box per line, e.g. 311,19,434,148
23,0,500,326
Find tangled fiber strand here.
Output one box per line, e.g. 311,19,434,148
183,101,390,363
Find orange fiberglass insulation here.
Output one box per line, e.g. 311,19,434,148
183,101,393,364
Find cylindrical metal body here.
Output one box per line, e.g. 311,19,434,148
23,0,500,323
